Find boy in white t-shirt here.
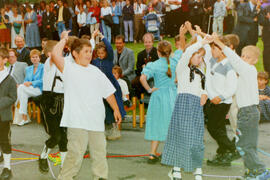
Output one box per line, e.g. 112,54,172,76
52,31,122,180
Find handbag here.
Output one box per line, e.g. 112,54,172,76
103,14,113,26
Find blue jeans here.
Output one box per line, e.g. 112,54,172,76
101,20,111,43
124,20,133,42
236,105,265,171
57,21,66,39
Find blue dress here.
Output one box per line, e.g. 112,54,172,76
24,11,41,48
142,54,181,141
92,38,126,124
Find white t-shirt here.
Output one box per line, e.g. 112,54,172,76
60,60,116,131
117,78,129,100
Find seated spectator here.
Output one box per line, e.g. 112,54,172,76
113,35,136,82
132,33,158,99
113,65,131,106
258,72,270,122
41,38,48,63
7,49,28,85
15,35,31,65
17,49,44,126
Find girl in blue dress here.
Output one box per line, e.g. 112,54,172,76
92,32,126,140
140,40,181,164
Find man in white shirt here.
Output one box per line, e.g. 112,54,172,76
52,31,121,180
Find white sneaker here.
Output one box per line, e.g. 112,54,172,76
18,119,31,126
194,168,203,180
168,169,182,180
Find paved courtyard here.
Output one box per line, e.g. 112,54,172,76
2,119,270,180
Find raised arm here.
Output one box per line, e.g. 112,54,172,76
101,33,114,61
213,36,251,75
51,31,69,73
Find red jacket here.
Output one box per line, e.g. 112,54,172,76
89,6,101,23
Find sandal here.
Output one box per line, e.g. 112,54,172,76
147,154,160,164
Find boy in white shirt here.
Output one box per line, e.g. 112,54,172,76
52,31,122,180
203,36,239,167
213,36,270,180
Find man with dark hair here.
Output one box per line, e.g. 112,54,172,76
113,35,136,82
56,0,71,38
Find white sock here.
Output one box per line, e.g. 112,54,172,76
194,168,202,180
3,154,11,170
172,167,181,178
40,145,51,159
60,152,67,168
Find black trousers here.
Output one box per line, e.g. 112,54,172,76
0,121,11,154
39,93,67,152
204,101,235,154
263,44,270,74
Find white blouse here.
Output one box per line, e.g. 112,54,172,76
101,7,112,16
176,41,207,97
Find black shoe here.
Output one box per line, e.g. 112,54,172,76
39,158,49,173
0,168,12,180
98,178,106,180
0,154,3,163
147,154,160,164
228,151,241,161
207,153,231,167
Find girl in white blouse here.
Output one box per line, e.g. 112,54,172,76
161,23,212,180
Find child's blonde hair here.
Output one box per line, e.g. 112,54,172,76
258,71,269,84
241,45,260,62
157,40,172,78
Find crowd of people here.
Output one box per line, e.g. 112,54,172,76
0,0,270,180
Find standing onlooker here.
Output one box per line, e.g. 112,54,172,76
133,0,146,43
42,4,55,40
213,0,226,35
189,0,204,27
89,0,101,42
233,0,260,55
101,0,113,43
15,35,31,65
77,5,87,37
0,8,11,49
10,7,24,48
111,0,122,42
24,5,41,49
167,0,182,37
202,0,215,33
258,4,270,74
122,0,134,43
56,0,71,39
224,0,235,34
117,0,126,35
